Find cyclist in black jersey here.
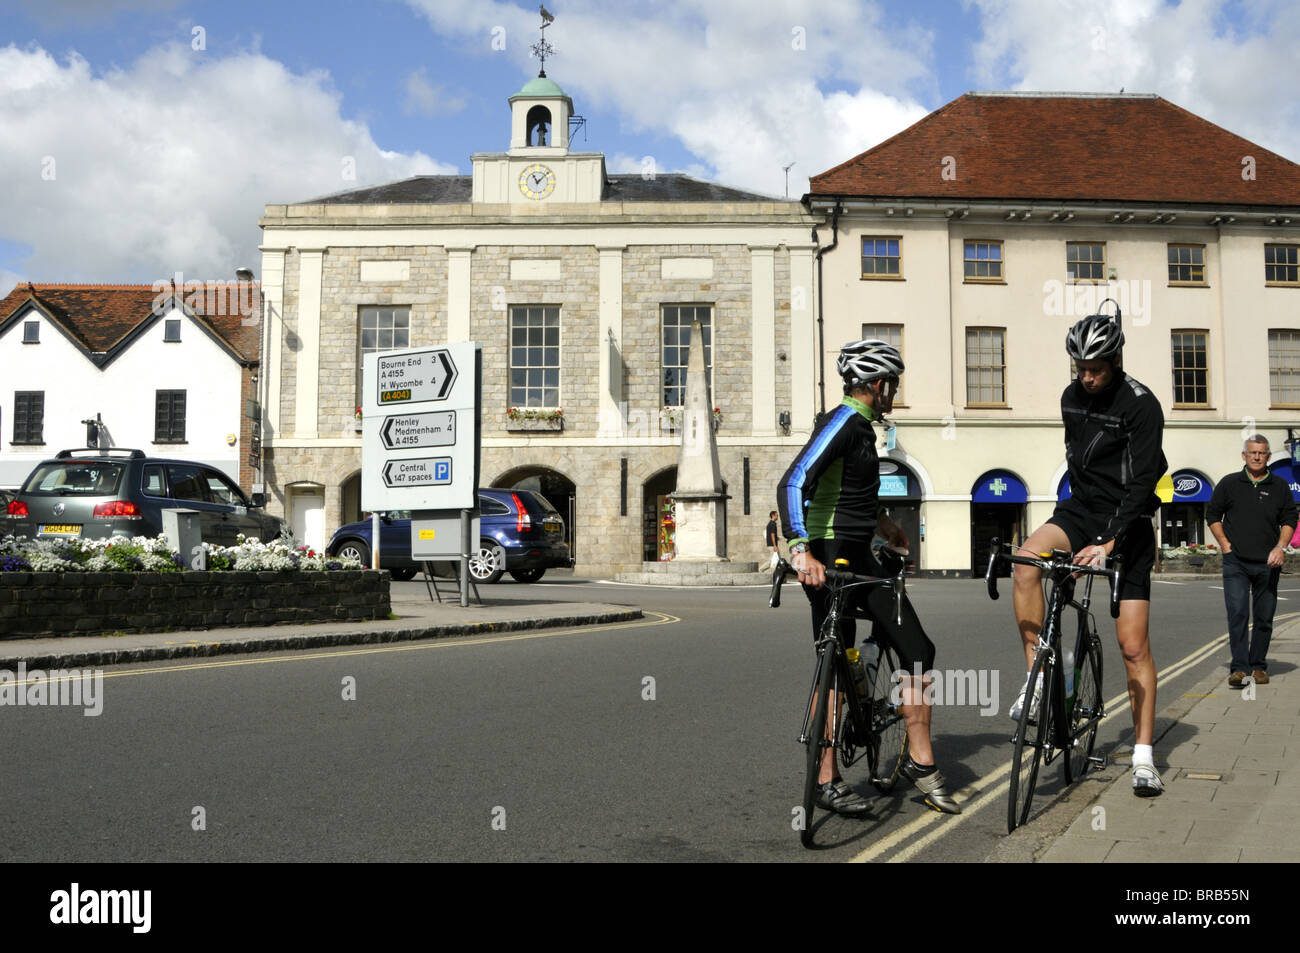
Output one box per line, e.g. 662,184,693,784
777,339,961,816
1011,305,1168,797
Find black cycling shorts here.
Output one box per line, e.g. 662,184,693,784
801,538,936,672
1046,498,1155,601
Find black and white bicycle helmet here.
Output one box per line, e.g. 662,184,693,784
1065,300,1124,361
837,338,905,388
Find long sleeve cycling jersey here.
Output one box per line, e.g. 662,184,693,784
777,395,881,545
1062,372,1167,544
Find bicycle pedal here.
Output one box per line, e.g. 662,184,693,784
1088,754,1106,768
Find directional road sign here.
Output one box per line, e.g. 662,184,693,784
381,457,452,488
380,411,457,450
361,344,480,512
377,350,458,405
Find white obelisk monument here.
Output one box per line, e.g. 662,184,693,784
669,320,727,560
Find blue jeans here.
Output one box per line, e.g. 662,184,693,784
1222,552,1280,672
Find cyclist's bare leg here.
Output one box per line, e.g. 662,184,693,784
1011,523,1073,670
898,673,934,764
1115,599,1156,746
815,690,841,784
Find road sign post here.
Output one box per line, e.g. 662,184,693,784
362,344,481,605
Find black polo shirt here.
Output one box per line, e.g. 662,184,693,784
1205,469,1299,562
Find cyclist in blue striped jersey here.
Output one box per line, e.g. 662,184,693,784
778,339,961,816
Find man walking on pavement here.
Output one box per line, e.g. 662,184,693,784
1206,435,1297,689
766,510,781,570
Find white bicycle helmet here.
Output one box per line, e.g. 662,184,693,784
837,338,905,388
1066,301,1124,361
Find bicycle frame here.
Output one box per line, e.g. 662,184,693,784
798,572,893,764
1032,571,1105,765
986,537,1120,830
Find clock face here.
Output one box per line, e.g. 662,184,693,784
518,163,556,200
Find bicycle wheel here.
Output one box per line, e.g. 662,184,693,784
801,643,837,847
1065,628,1104,784
1008,647,1054,833
863,639,908,793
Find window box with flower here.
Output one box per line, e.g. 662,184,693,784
660,405,722,434
505,407,564,431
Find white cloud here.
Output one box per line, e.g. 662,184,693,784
403,68,468,118
968,0,1300,162
403,0,933,196
0,42,456,284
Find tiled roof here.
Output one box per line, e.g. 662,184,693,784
0,282,261,362
810,92,1300,208
604,174,778,202
298,173,778,205
306,176,474,205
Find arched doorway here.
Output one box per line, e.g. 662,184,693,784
640,467,728,562
492,465,577,557
878,457,923,567
970,469,1029,576
340,471,362,527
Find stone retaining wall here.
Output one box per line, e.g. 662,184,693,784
0,570,390,639
1156,554,1300,574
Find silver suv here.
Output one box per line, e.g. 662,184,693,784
3,448,285,546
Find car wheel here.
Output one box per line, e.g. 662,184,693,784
335,540,370,566
390,568,418,581
468,541,506,584
508,567,546,584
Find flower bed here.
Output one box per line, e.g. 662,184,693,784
1157,544,1300,574
0,534,361,574
0,534,385,639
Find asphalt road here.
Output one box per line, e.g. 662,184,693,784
0,571,1254,862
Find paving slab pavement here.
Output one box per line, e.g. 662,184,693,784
989,615,1300,863
0,583,644,670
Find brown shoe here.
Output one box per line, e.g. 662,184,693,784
1228,671,1248,689
1252,670,1270,685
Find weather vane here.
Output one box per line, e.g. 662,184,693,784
531,5,556,77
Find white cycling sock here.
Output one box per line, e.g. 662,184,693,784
1132,744,1154,767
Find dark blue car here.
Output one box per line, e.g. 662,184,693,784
326,488,572,583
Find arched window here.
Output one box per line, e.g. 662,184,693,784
526,105,552,146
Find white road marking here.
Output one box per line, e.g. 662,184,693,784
57,612,682,683
848,613,1300,863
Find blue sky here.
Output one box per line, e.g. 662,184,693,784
1,0,1295,287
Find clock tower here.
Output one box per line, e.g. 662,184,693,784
471,74,607,205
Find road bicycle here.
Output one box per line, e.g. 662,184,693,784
770,555,909,847
984,538,1122,832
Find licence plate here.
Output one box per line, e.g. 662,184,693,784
38,524,82,537
544,523,560,534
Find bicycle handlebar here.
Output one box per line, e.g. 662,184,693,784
768,558,797,608
984,537,1125,619
769,558,905,625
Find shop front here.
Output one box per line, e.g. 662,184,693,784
971,470,1028,576
878,457,924,566
1158,469,1213,547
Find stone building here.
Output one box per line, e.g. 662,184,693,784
257,75,818,572
807,92,1300,573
